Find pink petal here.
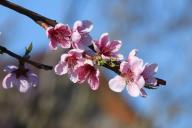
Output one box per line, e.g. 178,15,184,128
131,59,144,76
129,49,138,57
18,78,30,93
3,65,17,73
55,23,71,36
76,65,90,83
2,73,15,89
142,64,158,85
72,31,81,43
28,73,39,87
60,40,71,49
143,63,158,77
54,62,68,75
49,41,57,50
136,76,145,89
120,61,130,73
46,27,54,37
109,40,122,53
73,20,93,33
93,41,100,52
98,33,109,49
87,69,100,90
60,54,69,62
109,75,126,92
126,82,140,97
68,49,84,59
69,71,78,83
72,34,92,49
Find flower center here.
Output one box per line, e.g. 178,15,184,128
122,69,134,82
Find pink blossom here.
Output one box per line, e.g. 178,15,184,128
75,59,100,90
142,63,158,86
71,20,93,49
109,49,146,97
54,49,84,83
93,33,123,60
46,23,72,50
2,65,38,93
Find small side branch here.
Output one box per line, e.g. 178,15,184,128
0,45,53,70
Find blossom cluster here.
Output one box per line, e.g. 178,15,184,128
2,20,163,97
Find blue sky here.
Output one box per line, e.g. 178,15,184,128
1,0,192,127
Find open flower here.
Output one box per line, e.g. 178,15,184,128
71,20,93,49
46,23,72,50
93,33,123,60
109,49,146,97
142,63,158,86
54,49,84,83
2,65,38,93
75,59,100,90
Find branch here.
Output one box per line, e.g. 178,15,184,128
0,0,57,29
0,45,53,70
0,0,166,86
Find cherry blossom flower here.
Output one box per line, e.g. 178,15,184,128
71,20,93,49
142,63,158,86
93,33,123,60
2,65,38,93
109,49,146,97
75,59,100,90
54,49,84,83
46,23,71,50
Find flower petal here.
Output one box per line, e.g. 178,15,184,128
3,65,17,73
18,78,31,93
99,33,109,49
72,31,81,43
49,41,57,50
109,75,126,92
69,71,79,83
2,73,15,89
60,40,71,49
76,65,90,83
126,82,140,97
72,34,92,49
143,63,158,77
28,73,39,87
54,62,68,75
136,76,145,89
110,40,122,53
120,61,130,73
73,20,93,33
68,49,84,59
88,69,100,90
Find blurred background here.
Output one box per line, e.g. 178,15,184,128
0,0,191,128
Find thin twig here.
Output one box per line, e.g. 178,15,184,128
0,45,53,70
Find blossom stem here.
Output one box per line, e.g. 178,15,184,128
0,45,53,70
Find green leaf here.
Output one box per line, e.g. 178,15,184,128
27,42,33,53
24,42,33,57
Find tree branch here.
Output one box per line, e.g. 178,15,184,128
0,0,57,29
0,45,53,70
0,0,166,86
